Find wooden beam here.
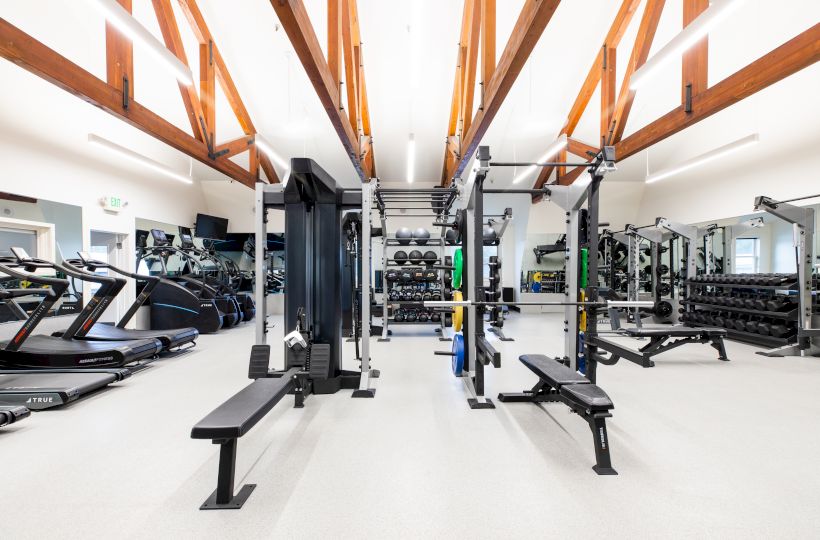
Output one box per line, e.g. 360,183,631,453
259,152,278,184
214,135,253,159
609,0,665,144
481,0,496,84
178,0,255,136
600,46,616,143
460,0,481,138
563,0,641,135
532,0,640,191
567,137,598,158
270,0,367,181
682,0,708,103
199,41,216,146
152,0,207,142
616,23,820,161
0,18,255,187
105,0,133,99
328,0,343,88
557,165,586,186
444,0,562,185
249,144,259,180
341,0,359,134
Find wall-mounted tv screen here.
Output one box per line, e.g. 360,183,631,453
194,213,229,240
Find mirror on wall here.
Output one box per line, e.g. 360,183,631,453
0,192,83,322
521,233,566,293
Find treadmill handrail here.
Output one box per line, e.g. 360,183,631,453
0,262,69,352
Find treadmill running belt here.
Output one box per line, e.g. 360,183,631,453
0,371,121,409
0,335,161,369
54,324,198,350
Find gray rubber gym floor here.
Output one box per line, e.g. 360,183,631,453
2,313,819,539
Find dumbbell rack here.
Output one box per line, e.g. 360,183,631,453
374,187,458,341
384,238,446,329
683,275,802,348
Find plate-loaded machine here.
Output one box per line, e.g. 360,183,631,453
753,194,819,357
0,250,142,409
430,145,644,473
593,218,729,368
190,159,376,510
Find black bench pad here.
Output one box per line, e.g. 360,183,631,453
191,368,298,440
623,326,726,338
520,354,590,386
560,384,613,411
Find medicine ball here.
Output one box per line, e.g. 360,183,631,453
483,225,498,245
396,227,413,245
394,250,408,265
423,269,438,282
385,269,399,282
413,228,430,245
412,268,425,281
423,250,437,266
445,228,459,246
409,250,423,265
399,269,413,283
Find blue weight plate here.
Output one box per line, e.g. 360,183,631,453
452,333,464,376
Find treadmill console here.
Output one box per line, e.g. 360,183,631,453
151,229,170,247
10,247,31,261
178,226,195,249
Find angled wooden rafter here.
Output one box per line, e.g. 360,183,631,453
106,0,134,100
177,0,279,183
616,22,820,160
442,0,563,186
270,0,375,180
0,18,256,186
532,0,641,193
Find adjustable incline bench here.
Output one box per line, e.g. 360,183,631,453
499,355,617,475
191,345,305,510
0,405,29,427
590,308,728,368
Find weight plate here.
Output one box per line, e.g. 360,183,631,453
453,248,463,289
452,290,464,332
452,333,465,376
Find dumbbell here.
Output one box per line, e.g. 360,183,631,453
732,316,748,332
752,296,769,311
745,317,761,334
728,295,747,308
743,296,758,310
769,321,794,338
713,312,726,327
766,297,794,312
757,319,772,336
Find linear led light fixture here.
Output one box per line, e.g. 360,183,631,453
88,133,193,184
254,134,291,184
512,133,568,184
88,0,193,85
645,133,759,184
406,134,416,183
631,0,743,90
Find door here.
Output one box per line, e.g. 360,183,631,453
89,231,128,324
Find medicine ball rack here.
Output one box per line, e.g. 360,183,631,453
374,187,458,341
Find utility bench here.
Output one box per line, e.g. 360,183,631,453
191,348,302,510
498,354,617,475
591,326,729,368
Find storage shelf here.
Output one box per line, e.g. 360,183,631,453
385,239,444,247
687,280,797,291
687,322,795,347
388,320,441,325
682,300,798,320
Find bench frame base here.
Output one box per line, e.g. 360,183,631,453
499,381,617,476
200,484,256,510
590,333,728,368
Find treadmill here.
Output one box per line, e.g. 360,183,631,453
52,252,199,352
0,248,161,369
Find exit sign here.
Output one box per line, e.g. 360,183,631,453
101,195,126,213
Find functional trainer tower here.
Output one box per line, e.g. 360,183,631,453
191,159,376,510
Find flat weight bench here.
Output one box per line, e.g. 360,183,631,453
498,354,617,475
191,356,302,510
590,325,729,368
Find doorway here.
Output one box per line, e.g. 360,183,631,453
89,230,128,324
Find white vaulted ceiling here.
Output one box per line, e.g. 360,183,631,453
0,0,818,191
